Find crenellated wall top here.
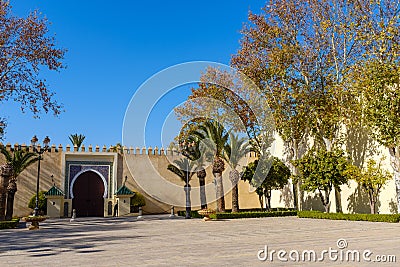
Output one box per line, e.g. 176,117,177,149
0,143,258,157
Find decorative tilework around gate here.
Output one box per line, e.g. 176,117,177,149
65,161,113,199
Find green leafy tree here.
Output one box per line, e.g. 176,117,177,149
225,134,250,212
231,0,313,210
356,62,400,213
1,147,38,220
28,191,47,215
0,2,66,136
242,157,290,211
294,149,351,213
348,158,392,214
230,0,389,211
343,0,400,212
68,134,85,149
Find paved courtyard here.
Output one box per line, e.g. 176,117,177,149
0,215,399,266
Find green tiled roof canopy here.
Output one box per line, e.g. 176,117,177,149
45,185,64,196
115,185,135,196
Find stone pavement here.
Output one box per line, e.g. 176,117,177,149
0,215,399,266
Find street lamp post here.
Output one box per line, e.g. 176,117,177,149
180,141,193,219
184,160,191,219
31,135,50,216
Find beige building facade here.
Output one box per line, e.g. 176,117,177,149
0,138,398,218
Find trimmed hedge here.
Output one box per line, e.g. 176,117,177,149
0,218,20,229
177,210,297,219
209,211,297,219
177,209,400,222
177,210,203,218
217,208,295,213
298,211,400,223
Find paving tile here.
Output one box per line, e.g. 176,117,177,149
0,216,398,266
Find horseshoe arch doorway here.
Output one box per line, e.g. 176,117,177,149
72,171,105,217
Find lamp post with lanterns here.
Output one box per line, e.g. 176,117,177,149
180,140,195,219
31,135,50,216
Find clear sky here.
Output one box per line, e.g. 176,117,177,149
2,0,265,148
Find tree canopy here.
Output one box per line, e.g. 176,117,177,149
294,149,352,212
347,158,392,214
0,2,66,138
242,157,290,210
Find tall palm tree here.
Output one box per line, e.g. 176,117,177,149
196,168,207,209
225,134,250,213
68,133,85,149
186,138,211,209
0,164,12,221
0,147,38,220
192,120,229,212
167,158,195,217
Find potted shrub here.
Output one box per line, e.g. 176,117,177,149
25,191,48,230
130,192,146,213
197,208,216,221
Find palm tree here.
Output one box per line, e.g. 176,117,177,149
111,142,123,153
225,134,250,213
186,138,211,209
192,120,229,212
0,147,38,220
167,158,195,217
0,164,12,221
68,133,85,149
196,168,207,209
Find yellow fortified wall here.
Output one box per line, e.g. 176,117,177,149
0,143,63,217
0,143,271,217
3,139,396,217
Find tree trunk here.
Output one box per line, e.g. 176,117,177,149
197,170,207,209
388,147,400,213
266,196,271,211
266,189,272,211
231,184,239,213
258,194,264,211
5,178,17,220
334,186,342,213
324,204,329,213
370,200,376,214
292,140,303,211
212,157,225,212
0,164,12,221
324,189,331,213
229,169,240,213
319,189,330,213
184,184,191,218
213,172,225,212
368,190,377,214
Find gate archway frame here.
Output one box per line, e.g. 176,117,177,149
70,169,108,199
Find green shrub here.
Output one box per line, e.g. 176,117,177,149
177,210,203,218
298,211,400,223
28,191,47,215
209,211,297,219
130,192,146,207
0,218,20,229
177,210,297,219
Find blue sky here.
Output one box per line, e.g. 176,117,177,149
2,0,265,148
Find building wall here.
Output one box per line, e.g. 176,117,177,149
0,139,398,217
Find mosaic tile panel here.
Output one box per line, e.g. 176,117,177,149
65,161,113,199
